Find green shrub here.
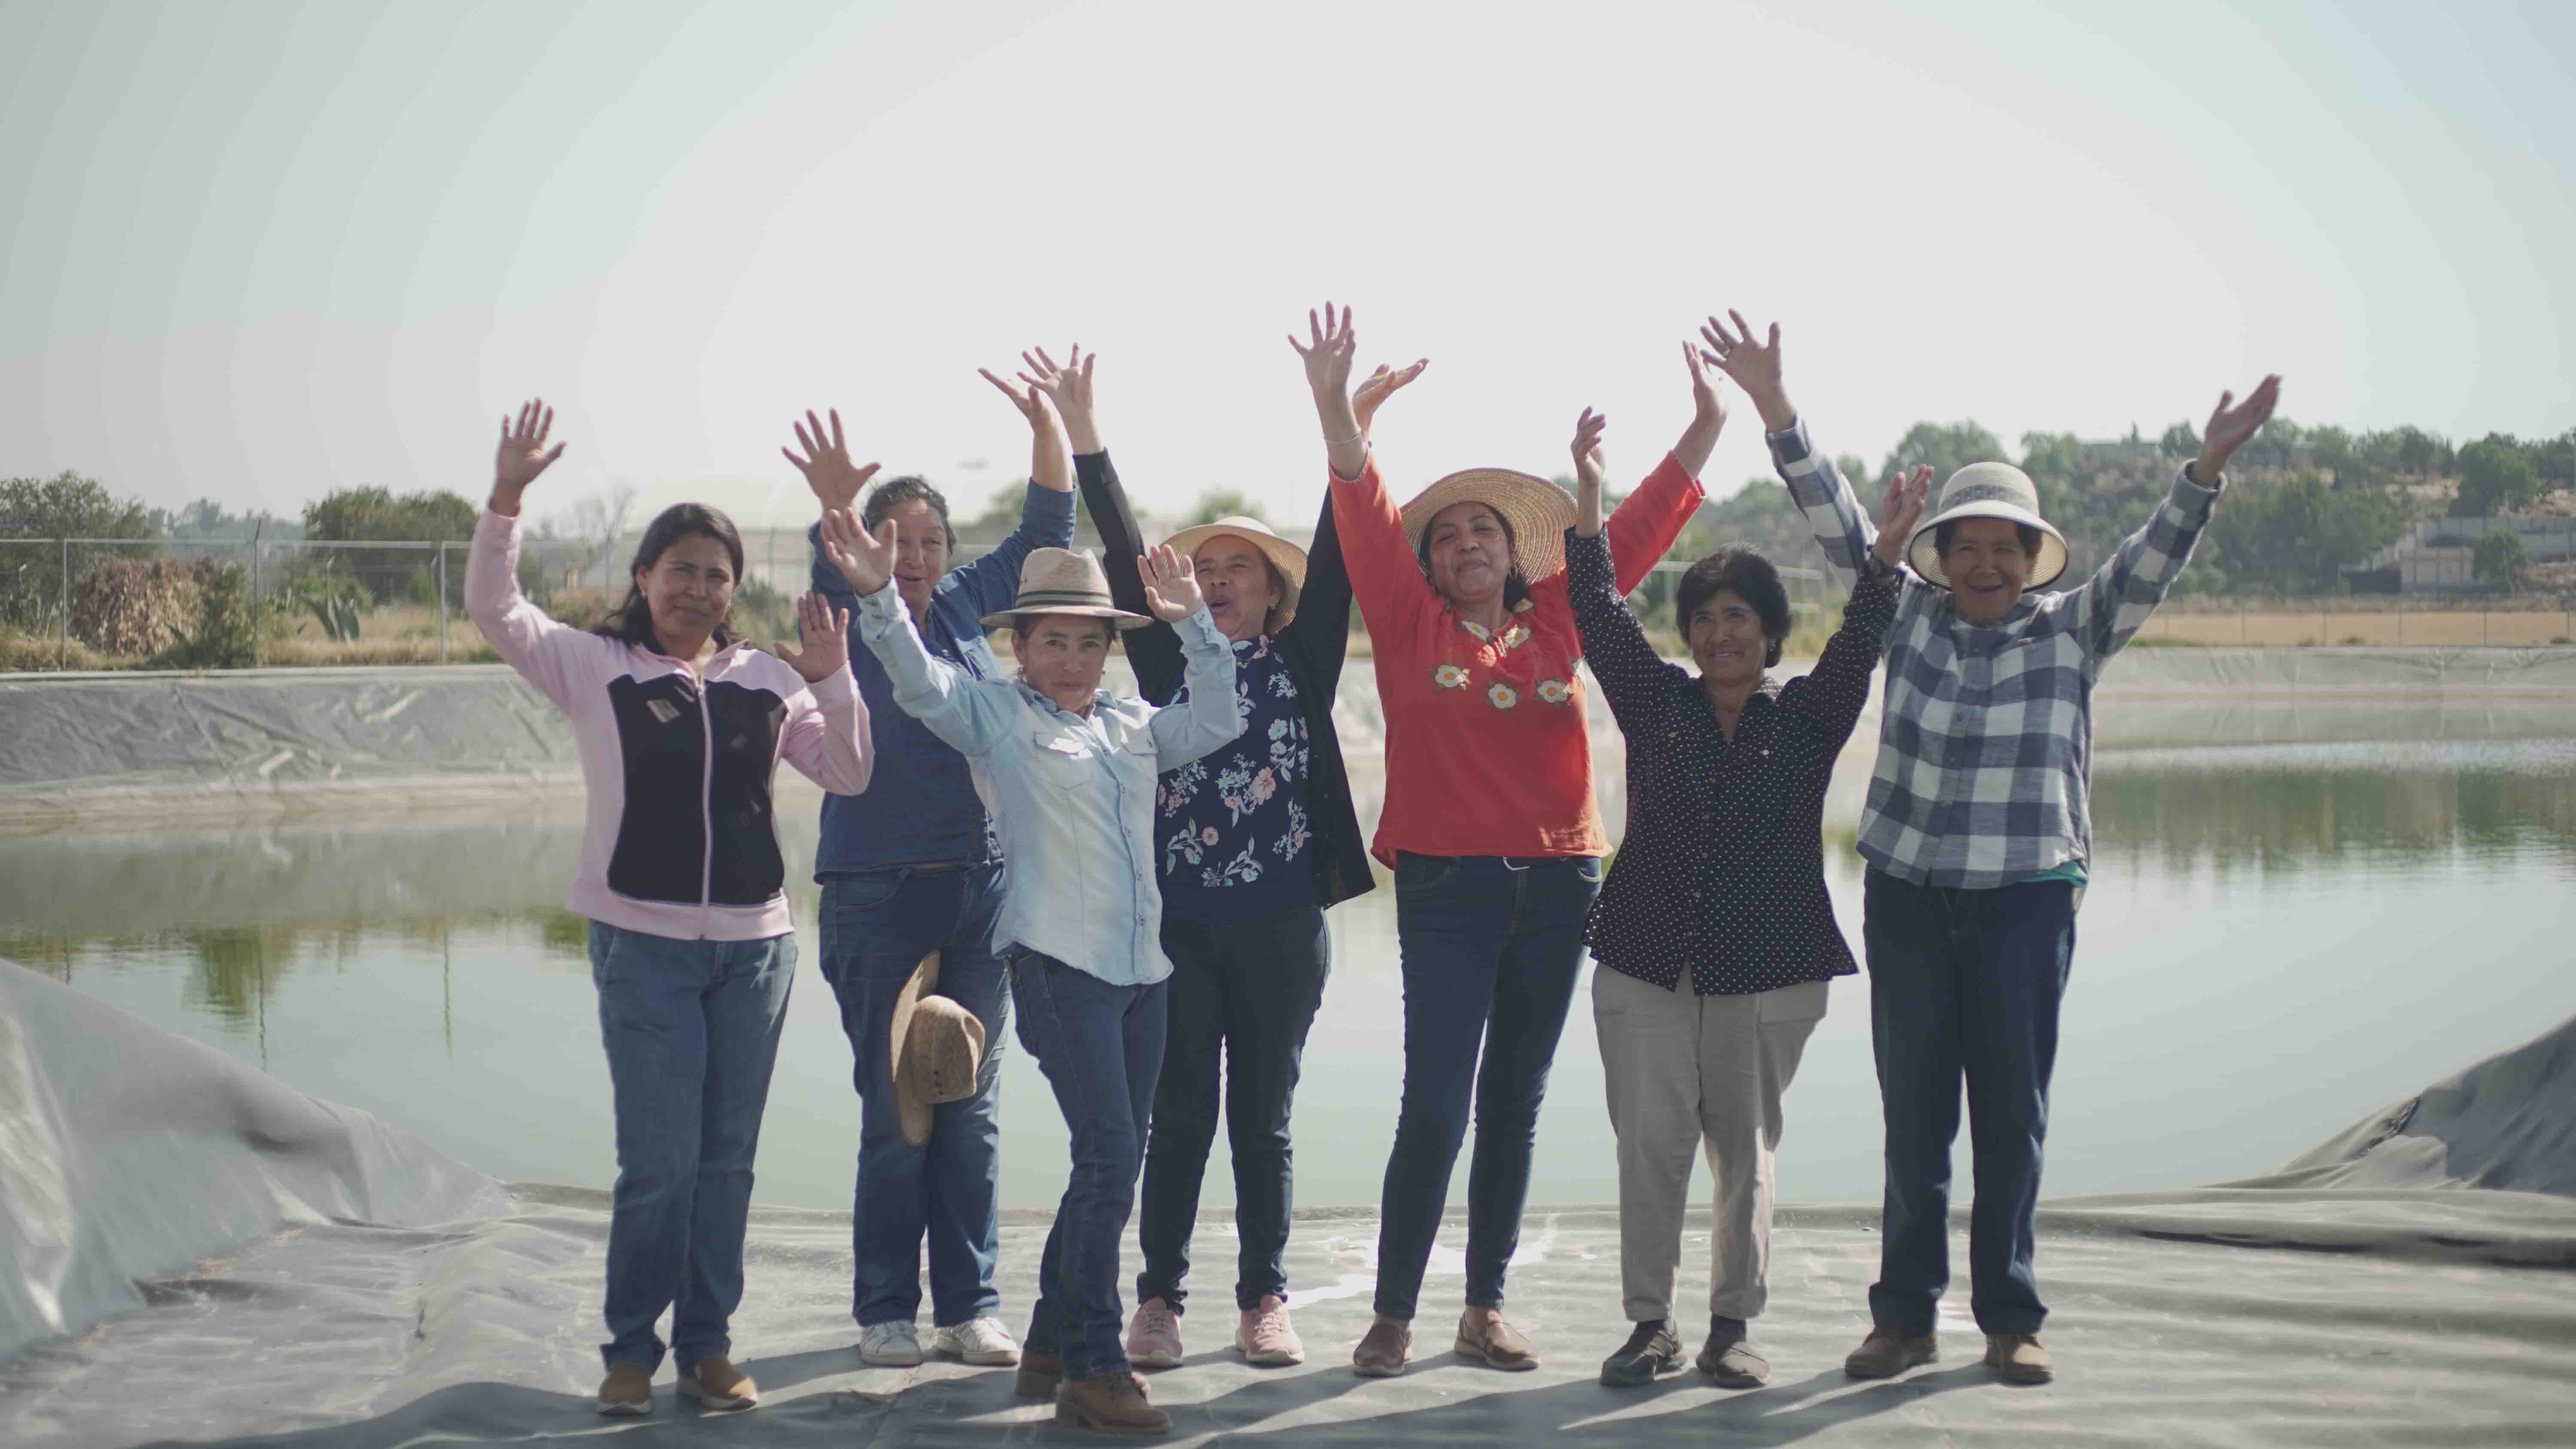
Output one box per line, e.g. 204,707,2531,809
155,562,262,669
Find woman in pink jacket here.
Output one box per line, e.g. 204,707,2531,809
466,400,873,1418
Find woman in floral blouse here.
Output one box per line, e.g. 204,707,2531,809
1294,303,1713,1377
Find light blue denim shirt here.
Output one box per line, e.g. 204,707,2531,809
853,585,1244,985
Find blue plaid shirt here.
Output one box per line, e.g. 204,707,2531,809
1768,418,2219,889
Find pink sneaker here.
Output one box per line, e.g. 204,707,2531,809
1236,1295,1305,1367
1124,1297,1183,1369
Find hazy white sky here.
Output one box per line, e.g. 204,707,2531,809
3,0,2570,534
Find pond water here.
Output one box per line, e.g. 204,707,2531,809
6,702,2573,1213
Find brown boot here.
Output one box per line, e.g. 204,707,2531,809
1984,1332,2054,1385
1015,1349,1064,1400
1844,1327,1938,1379
1352,1316,1412,1378
678,1355,758,1411
1454,1309,1539,1371
594,1363,652,1416
1054,1371,1171,1435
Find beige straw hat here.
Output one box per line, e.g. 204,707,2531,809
889,950,986,1148
976,547,1155,631
1158,515,1309,632
1398,469,1580,585
1904,462,2070,590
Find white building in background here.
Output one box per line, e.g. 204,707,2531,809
2343,514,2576,593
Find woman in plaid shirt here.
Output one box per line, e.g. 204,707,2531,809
1704,309,2279,1388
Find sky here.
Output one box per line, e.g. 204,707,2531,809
3,0,2571,536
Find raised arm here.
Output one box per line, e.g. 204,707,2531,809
1295,303,1437,638
950,360,1081,616
824,507,1012,757
1601,343,1719,594
1704,311,1879,589
769,592,875,794
1780,470,1925,749
1136,545,1246,768
784,407,885,618
466,398,610,712
1034,348,1185,701
2065,376,2278,664
1568,410,1686,732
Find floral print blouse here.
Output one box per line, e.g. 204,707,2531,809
1156,634,1318,919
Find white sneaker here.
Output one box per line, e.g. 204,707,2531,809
858,1320,923,1367
933,1316,1022,1366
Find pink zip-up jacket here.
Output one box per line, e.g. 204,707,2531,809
466,508,872,941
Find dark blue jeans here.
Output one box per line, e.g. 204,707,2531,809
817,863,1009,1329
1136,904,1330,1314
1860,871,2078,1337
586,922,795,1374
1010,947,1168,1380
1373,853,1603,1321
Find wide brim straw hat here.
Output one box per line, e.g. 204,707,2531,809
888,950,987,1148
1904,461,2071,591
1158,515,1309,631
976,546,1155,631
1398,469,1580,585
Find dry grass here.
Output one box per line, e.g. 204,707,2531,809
2137,601,2575,648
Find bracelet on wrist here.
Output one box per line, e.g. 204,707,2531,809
1325,429,1366,448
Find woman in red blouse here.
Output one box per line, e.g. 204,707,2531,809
1291,304,1715,1376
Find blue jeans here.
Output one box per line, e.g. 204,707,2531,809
1136,904,1330,1314
586,922,796,1373
1010,947,1168,1381
1860,871,2078,1337
817,863,1010,1329
1373,853,1604,1320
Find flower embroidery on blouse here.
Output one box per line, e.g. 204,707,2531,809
1458,618,1533,654
1433,663,1471,689
1487,682,1519,710
1536,678,1571,704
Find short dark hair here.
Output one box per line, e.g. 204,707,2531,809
1413,501,1532,611
1933,517,2044,559
863,475,957,552
596,503,744,655
1675,546,1790,668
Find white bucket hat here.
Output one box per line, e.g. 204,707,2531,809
1158,515,1309,632
1905,462,2070,590
1399,468,1579,585
975,547,1155,631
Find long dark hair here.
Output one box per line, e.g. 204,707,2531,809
1414,501,1533,611
594,503,746,655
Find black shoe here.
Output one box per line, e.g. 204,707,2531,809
1598,1320,1683,1387
1697,1315,1770,1387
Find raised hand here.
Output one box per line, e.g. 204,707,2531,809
979,365,1051,430
773,592,852,683
820,505,898,597
1869,465,1935,567
1289,302,1359,402
1684,341,1728,429
1354,358,1429,433
1018,345,1099,454
1699,310,1795,432
1570,408,1610,538
493,399,566,510
2194,375,2284,483
1139,543,1206,623
782,409,884,512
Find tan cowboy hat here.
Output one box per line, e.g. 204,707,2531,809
888,950,986,1148
1904,462,2070,590
976,547,1155,631
1398,469,1579,585
1159,515,1309,632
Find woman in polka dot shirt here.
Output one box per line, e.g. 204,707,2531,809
1296,305,1715,1378
1564,399,1927,1393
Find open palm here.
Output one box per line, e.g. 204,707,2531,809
821,506,897,597
782,409,882,512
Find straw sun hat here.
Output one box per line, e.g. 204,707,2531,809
888,951,986,1148
975,547,1155,631
1903,462,2070,591
1398,469,1580,585
1158,515,1310,632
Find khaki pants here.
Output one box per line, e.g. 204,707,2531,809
1592,965,1828,1323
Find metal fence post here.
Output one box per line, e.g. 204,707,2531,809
437,541,450,665
59,537,69,668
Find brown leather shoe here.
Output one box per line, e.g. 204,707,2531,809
1454,1310,1540,1371
1352,1316,1413,1378
1984,1332,2054,1385
678,1355,758,1411
1844,1327,1938,1379
1054,1371,1172,1435
595,1363,652,1416
1015,1350,1064,1399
